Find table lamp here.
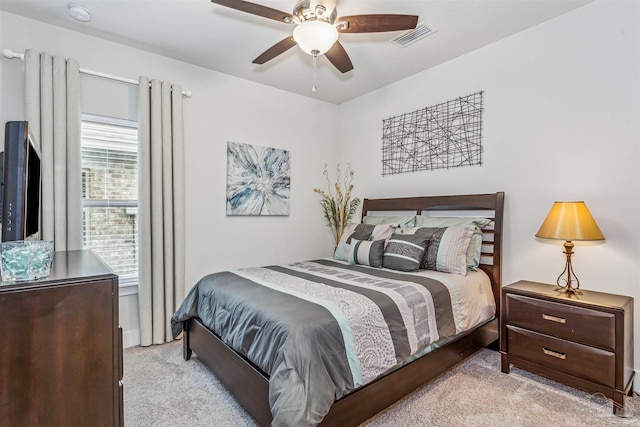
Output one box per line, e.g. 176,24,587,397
535,201,605,294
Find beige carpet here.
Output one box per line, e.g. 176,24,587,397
124,341,640,426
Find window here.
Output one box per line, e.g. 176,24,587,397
81,114,138,287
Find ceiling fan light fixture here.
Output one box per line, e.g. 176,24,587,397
293,20,338,55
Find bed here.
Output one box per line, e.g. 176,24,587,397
171,192,504,426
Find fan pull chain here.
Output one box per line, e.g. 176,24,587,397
312,50,318,92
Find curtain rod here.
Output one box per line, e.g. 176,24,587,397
2,49,192,98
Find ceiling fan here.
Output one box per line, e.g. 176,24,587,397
211,0,419,74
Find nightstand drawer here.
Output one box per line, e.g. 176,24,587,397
507,325,615,387
505,293,615,350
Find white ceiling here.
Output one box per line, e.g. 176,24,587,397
0,0,593,105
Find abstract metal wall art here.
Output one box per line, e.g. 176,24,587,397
226,141,291,216
381,91,484,175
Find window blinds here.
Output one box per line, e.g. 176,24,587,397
81,116,138,277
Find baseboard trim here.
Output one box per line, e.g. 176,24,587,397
123,328,140,348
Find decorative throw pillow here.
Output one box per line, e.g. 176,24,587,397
334,242,351,262
334,223,373,261
349,239,384,268
338,223,376,246
382,233,429,272
404,225,475,275
369,223,396,241
334,223,396,261
414,216,493,270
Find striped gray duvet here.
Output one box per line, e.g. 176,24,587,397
171,259,491,427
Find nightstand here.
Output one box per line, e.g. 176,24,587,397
500,280,634,414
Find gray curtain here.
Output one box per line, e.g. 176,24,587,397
138,78,186,346
24,49,83,250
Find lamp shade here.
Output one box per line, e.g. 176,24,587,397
535,201,605,241
293,21,339,55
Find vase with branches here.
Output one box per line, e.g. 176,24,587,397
314,163,361,246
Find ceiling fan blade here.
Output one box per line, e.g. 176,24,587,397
252,37,297,64
325,41,353,73
336,14,418,33
211,0,295,24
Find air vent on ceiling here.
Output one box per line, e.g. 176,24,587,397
390,23,436,48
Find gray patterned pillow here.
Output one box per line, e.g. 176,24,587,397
414,216,493,270
382,233,429,272
404,225,475,275
349,239,384,268
339,223,375,245
334,223,397,262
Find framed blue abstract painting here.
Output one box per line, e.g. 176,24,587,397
226,141,291,216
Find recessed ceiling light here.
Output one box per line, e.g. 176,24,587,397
68,4,91,22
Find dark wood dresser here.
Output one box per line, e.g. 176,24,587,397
0,250,122,426
500,280,634,414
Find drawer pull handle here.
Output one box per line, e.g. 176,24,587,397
542,348,567,360
542,314,566,324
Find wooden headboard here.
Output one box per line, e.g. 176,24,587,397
361,192,505,315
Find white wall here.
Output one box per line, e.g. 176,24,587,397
0,11,340,347
338,0,640,369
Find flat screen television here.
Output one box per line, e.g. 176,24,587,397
1,121,41,241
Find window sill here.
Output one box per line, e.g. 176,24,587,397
119,281,138,297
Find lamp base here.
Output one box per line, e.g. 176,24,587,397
555,283,582,295
555,240,582,295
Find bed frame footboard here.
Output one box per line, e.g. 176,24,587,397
184,318,272,425
185,317,498,427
